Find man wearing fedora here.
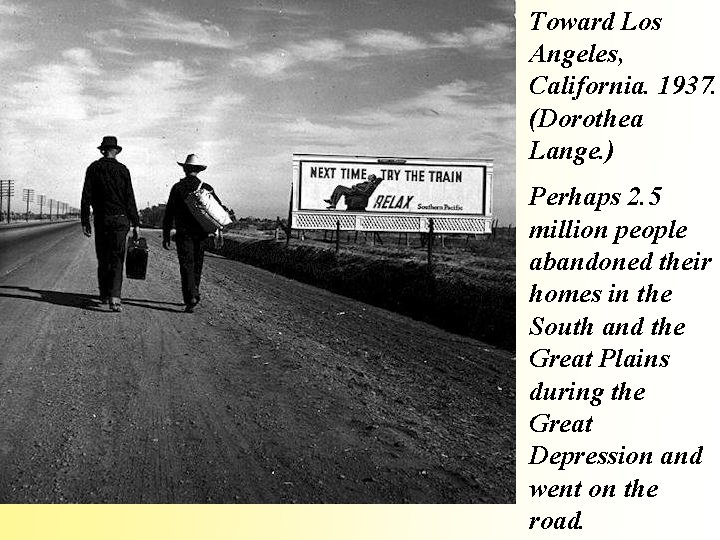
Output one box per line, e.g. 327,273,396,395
162,154,226,313
81,136,139,312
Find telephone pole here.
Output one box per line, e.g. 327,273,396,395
38,194,46,219
22,188,35,222
0,179,15,223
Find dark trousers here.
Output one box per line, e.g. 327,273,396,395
175,233,205,305
94,215,130,298
328,186,370,210
328,185,352,206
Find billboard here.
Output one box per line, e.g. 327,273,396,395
291,154,493,234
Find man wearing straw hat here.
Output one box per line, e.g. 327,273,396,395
162,154,226,313
81,136,139,312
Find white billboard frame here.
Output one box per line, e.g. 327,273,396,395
291,154,494,234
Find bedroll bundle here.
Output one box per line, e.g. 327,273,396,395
184,182,233,234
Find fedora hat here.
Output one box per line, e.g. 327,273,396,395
97,135,122,153
177,154,207,171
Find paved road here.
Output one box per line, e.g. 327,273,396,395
0,223,515,503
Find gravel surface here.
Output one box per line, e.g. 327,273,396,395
0,223,515,503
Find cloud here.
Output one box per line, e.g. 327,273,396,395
488,0,515,16
191,93,246,125
0,38,32,63
290,38,348,61
62,48,101,73
222,79,515,220
3,46,243,140
132,8,240,49
287,79,514,219
237,3,314,17
235,23,514,78
5,52,199,130
0,47,249,209
351,29,428,52
263,79,514,157
234,38,349,78
0,1,32,62
0,1,515,220
234,50,293,78
6,57,93,123
87,29,136,56
283,118,358,146
88,3,242,53
95,60,201,128
433,22,514,50
0,1,28,16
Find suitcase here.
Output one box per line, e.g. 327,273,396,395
184,180,233,234
126,237,148,280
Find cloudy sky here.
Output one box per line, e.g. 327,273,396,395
0,0,515,222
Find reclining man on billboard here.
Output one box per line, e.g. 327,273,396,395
324,174,383,211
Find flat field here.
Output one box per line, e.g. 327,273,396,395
220,226,516,350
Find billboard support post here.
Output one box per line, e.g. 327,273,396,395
427,218,435,270
335,220,340,254
286,187,293,247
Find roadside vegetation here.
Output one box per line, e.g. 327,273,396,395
215,224,516,351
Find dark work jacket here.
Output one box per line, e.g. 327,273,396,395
350,176,383,196
162,176,223,241
81,157,139,228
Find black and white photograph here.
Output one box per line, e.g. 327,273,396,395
0,0,515,505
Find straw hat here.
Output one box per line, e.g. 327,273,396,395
177,154,207,171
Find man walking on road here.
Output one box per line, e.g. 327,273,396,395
81,136,139,312
162,154,226,313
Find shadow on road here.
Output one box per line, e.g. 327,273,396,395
0,286,184,313
122,299,185,313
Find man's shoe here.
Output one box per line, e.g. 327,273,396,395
326,204,336,209
324,199,333,205
184,295,200,313
109,297,122,312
